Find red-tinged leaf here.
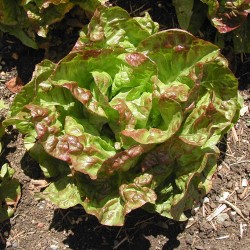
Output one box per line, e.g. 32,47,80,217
202,0,250,33
100,145,151,175
125,52,147,67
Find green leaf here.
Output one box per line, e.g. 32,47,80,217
83,197,125,226
29,143,70,178
76,6,159,51
42,176,83,209
0,99,7,109
120,182,157,214
173,0,194,30
0,163,21,222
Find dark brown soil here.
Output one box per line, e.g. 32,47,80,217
0,1,250,250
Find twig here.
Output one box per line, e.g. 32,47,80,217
221,161,230,170
226,143,233,155
202,205,206,217
113,236,128,249
219,199,248,221
238,186,249,200
130,4,146,14
240,223,244,239
209,220,217,231
134,216,154,227
243,191,250,200
231,126,238,143
240,223,248,239
229,160,250,166
8,231,25,241
216,235,229,240
185,218,196,229
115,227,123,239
206,204,227,221
10,213,20,221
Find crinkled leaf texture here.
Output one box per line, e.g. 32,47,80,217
0,163,21,222
4,7,242,226
0,0,107,48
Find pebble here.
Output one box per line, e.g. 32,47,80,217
50,245,58,250
210,202,217,209
6,241,11,248
216,213,229,224
199,221,212,232
191,205,200,215
229,211,237,222
222,191,230,200
236,187,244,194
203,197,209,203
217,230,225,236
223,221,231,228
12,52,19,60
245,165,250,174
37,222,44,228
12,241,18,248
188,226,196,235
38,200,46,209
241,178,248,187
217,172,223,179
195,245,205,250
241,209,249,217
226,181,233,189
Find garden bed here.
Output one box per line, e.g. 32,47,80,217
0,1,249,249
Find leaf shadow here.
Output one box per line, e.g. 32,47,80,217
0,129,19,167
20,152,44,180
0,219,11,249
217,134,228,165
50,207,187,250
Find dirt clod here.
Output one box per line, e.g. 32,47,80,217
5,77,23,93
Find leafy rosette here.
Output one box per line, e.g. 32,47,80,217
0,0,106,48
201,0,250,33
4,7,242,226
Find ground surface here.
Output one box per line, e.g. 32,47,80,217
0,1,250,249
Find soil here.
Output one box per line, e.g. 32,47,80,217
0,1,250,250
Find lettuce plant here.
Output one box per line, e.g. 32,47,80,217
202,0,250,53
173,0,250,33
0,103,20,222
201,0,250,33
172,0,250,53
0,163,21,222
4,7,242,226
0,0,106,48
